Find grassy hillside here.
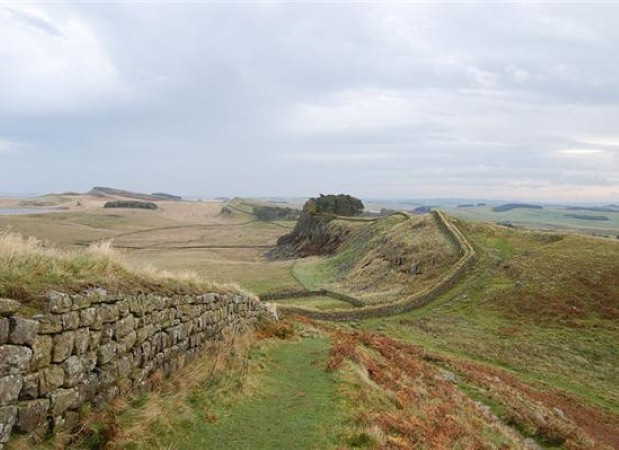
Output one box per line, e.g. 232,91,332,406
445,204,619,236
292,213,459,304
356,221,619,436
0,230,242,310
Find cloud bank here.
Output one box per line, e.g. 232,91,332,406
1,2,618,201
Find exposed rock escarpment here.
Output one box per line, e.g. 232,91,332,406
267,194,364,258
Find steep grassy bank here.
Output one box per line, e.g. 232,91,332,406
357,221,619,432
291,213,459,305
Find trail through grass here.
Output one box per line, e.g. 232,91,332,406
185,337,339,450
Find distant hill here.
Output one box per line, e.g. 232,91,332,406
90,186,181,201
492,203,543,212
564,213,609,221
566,206,619,213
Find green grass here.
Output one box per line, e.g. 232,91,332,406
272,295,353,311
357,222,619,415
446,205,619,237
292,213,459,305
125,337,341,450
189,337,339,450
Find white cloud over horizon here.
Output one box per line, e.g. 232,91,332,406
0,2,618,202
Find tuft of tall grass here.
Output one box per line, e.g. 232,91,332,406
0,229,249,309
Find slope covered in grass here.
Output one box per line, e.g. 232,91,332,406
293,213,459,304
0,230,241,310
358,221,619,430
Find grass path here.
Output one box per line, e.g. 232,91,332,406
186,337,339,450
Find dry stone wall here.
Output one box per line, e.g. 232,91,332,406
0,290,271,447
276,211,477,321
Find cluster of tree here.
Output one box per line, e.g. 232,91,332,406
303,194,364,217
254,206,300,221
103,200,158,210
492,203,543,212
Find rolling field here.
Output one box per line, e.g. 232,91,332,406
445,204,619,237
3,193,619,448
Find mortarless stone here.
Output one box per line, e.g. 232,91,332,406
73,328,89,356
51,332,74,363
0,405,17,444
44,292,72,314
38,365,64,396
0,345,32,376
8,318,38,347
0,375,23,406
16,399,49,433
30,335,53,370
49,388,79,415
0,319,8,345
19,372,39,400
0,299,20,318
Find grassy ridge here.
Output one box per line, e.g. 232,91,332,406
359,222,619,417
0,230,243,310
292,213,458,305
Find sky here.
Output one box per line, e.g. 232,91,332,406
0,2,618,202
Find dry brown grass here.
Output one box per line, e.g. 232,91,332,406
327,329,521,449
0,229,248,309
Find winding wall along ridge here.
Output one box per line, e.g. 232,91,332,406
276,211,477,321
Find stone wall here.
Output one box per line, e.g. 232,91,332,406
0,290,271,447
276,210,477,321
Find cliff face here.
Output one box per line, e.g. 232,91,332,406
268,213,351,258
266,194,364,259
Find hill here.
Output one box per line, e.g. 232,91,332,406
90,186,182,201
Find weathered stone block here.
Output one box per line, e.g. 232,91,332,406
16,399,49,433
117,330,137,355
0,345,32,375
79,307,97,328
52,332,74,363
19,372,39,400
97,342,116,365
49,388,79,415
45,292,72,314
89,330,101,350
61,311,80,330
85,288,108,304
115,315,135,338
117,300,129,317
100,324,114,344
99,304,119,323
31,335,52,370
97,362,117,386
0,299,20,318
62,356,83,387
71,295,90,310
117,354,133,378
39,365,64,395
0,405,17,444
79,352,97,372
0,374,22,406
8,318,38,347
136,324,154,345
0,318,8,345
33,314,62,334
73,328,90,355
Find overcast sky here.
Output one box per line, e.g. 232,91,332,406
1,2,618,202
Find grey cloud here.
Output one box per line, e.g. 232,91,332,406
0,2,618,201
